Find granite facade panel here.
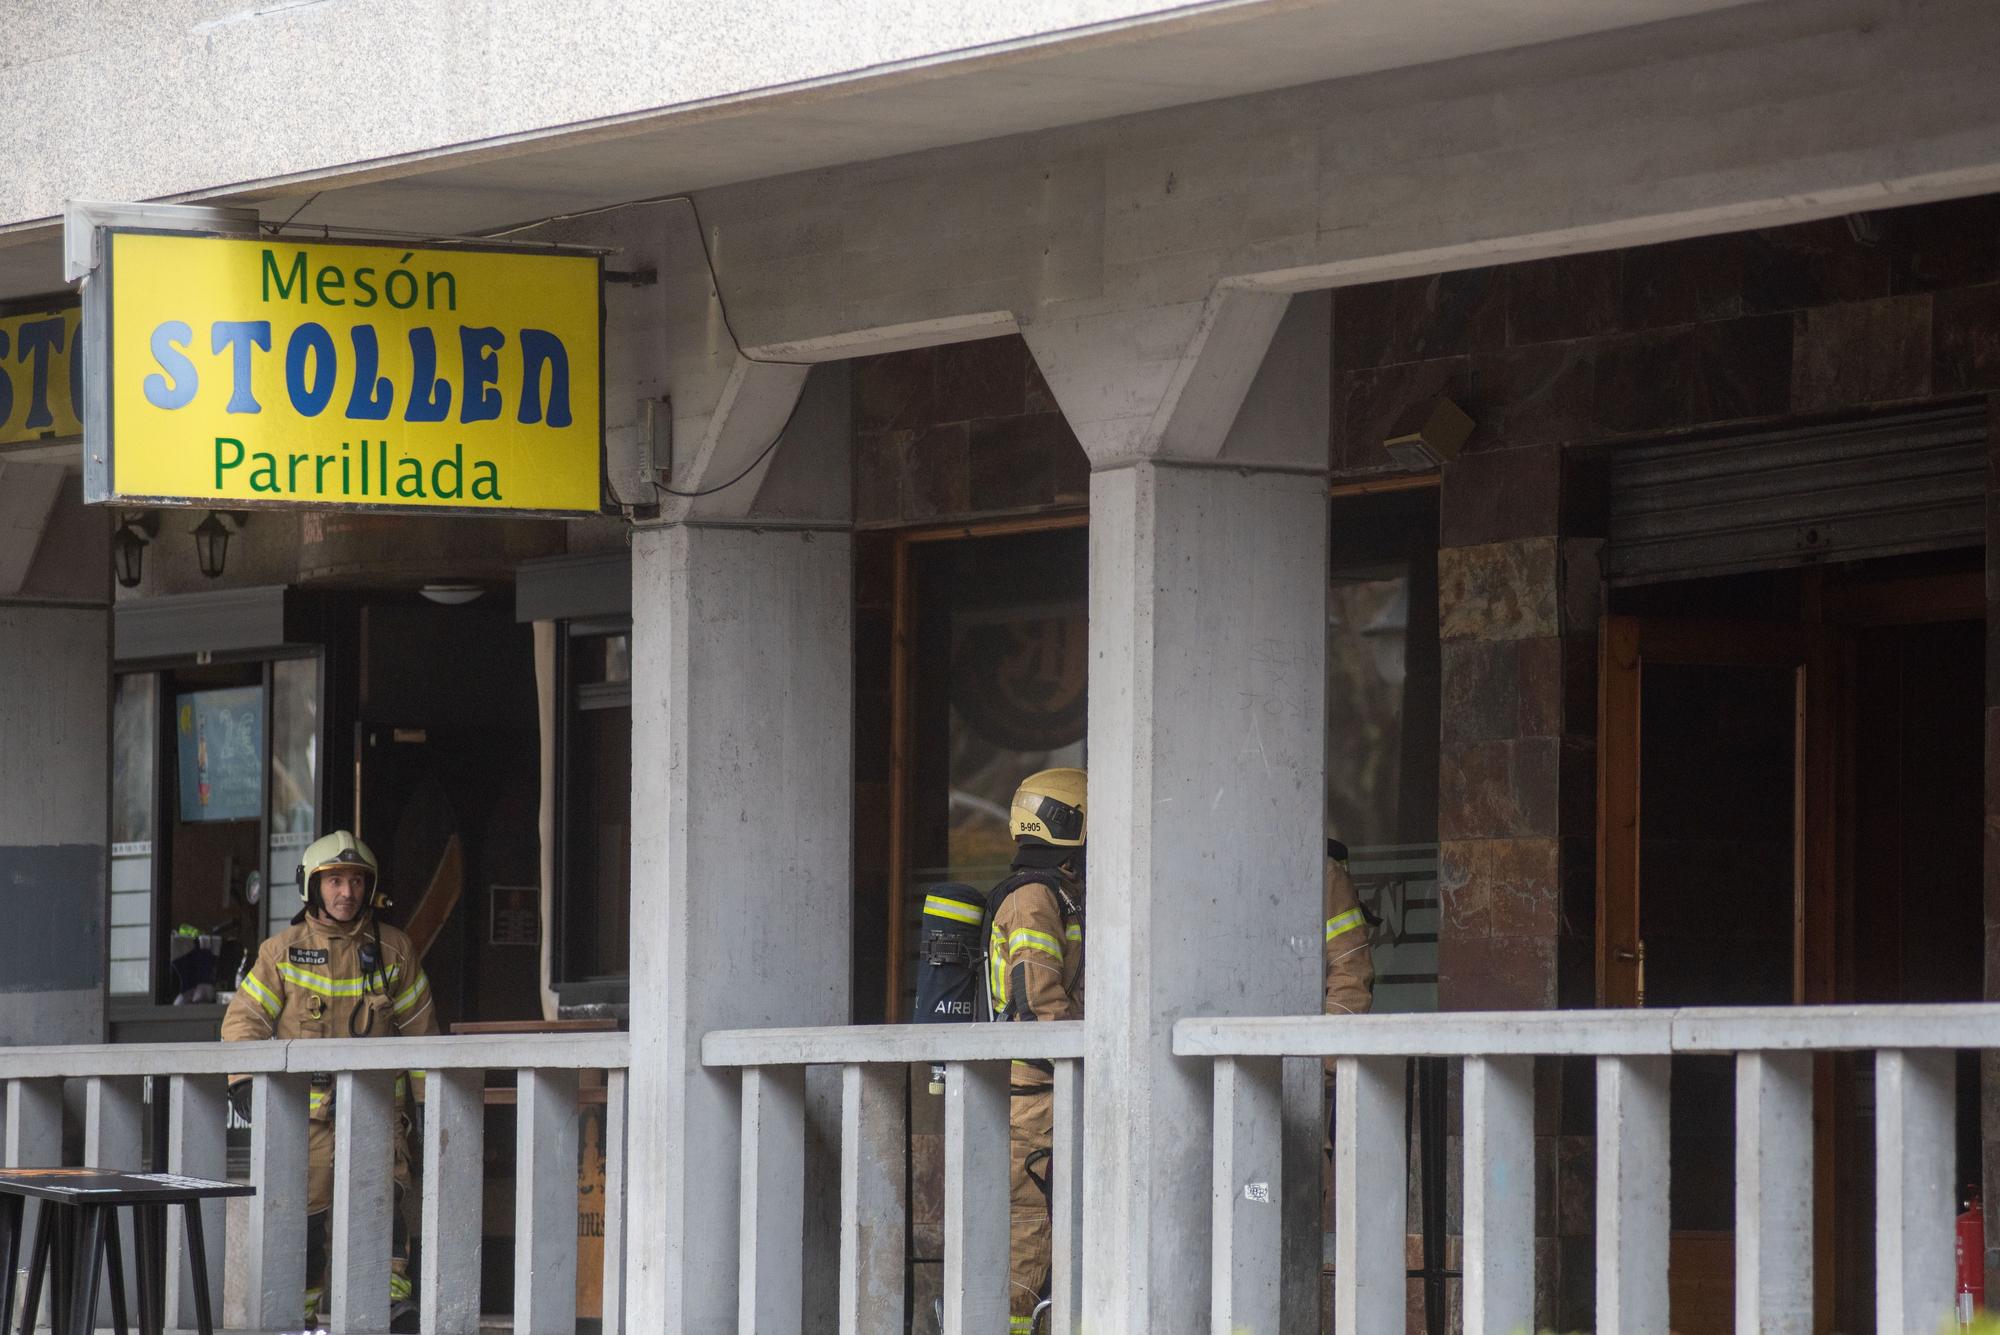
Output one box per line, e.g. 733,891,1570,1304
1508,252,1622,346
853,429,904,525
1439,837,1560,939
1791,294,1933,412
1622,232,1745,329
1440,639,1522,747
853,346,937,433
852,334,1087,527
1515,635,1566,738
1935,283,2000,394
1891,195,2000,295
1440,444,1562,547
1467,341,1595,451
1742,218,1891,314
1437,538,1560,642
968,412,1086,513
1437,931,1556,1010
1593,325,1697,436
935,336,1028,422
1437,737,1560,841
1693,312,1793,422
1332,268,1506,371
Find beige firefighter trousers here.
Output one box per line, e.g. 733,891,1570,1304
1009,1087,1054,1330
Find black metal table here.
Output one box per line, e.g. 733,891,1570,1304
0,1167,253,1335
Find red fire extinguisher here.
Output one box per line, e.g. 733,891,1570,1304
1957,1188,1985,1325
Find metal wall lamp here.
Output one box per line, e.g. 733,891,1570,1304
111,511,159,589
191,510,249,579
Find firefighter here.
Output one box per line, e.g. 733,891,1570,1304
221,831,436,1328
1323,839,1377,1182
1324,839,1374,1017
987,767,1087,1335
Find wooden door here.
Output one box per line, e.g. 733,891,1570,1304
1596,616,1839,1007
1596,615,1841,1332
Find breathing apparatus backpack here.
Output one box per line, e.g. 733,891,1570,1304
912,884,989,1093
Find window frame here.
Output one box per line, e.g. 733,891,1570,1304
551,617,633,996
109,644,325,1008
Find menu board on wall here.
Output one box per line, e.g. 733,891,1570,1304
176,687,264,823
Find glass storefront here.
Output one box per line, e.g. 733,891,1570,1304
109,653,321,1005
1327,487,1441,1013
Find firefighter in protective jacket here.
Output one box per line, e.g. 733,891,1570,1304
221,831,436,1326
1324,839,1374,1017
988,767,1087,1335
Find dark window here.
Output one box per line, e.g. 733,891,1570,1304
110,673,159,995
1327,487,1442,1013
557,623,632,989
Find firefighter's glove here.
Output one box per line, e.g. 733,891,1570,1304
227,1079,253,1127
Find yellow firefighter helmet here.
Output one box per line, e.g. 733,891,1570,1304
297,830,387,907
1010,767,1087,849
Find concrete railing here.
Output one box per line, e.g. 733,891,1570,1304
1174,1004,2000,1335
0,1030,628,1335
703,1020,1083,1335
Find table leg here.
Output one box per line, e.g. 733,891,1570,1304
16,1202,50,1335
131,1205,155,1335
103,1208,128,1335
182,1201,214,1335
70,1206,105,1335
0,1196,20,1335
152,1207,170,1335
49,1206,72,1335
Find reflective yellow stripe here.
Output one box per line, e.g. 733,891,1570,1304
278,961,402,997
389,1271,412,1300
1325,908,1365,942
240,972,281,1017
393,971,431,1014
1063,923,1082,942
1007,928,1063,961
989,925,1007,1005
308,1089,332,1109
923,895,983,925
1010,1317,1035,1334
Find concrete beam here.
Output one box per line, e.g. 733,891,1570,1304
1021,283,1324,471
500,199,835,523
1021,289,1289,467
689,0,2000,359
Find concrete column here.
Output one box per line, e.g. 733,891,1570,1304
0,593,109,1046
1024,291,1328,1332
624,366,853,1332
1081,460,1326,1330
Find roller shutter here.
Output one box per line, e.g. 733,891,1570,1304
1604,405,1987,585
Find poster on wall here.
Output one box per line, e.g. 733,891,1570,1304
489,884,540,946
175,687,264,823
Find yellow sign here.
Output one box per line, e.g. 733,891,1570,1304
0,305,82,446
97,232,602,513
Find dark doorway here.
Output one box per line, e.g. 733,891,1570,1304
356,599,543,1028
1600,553,1986,1332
